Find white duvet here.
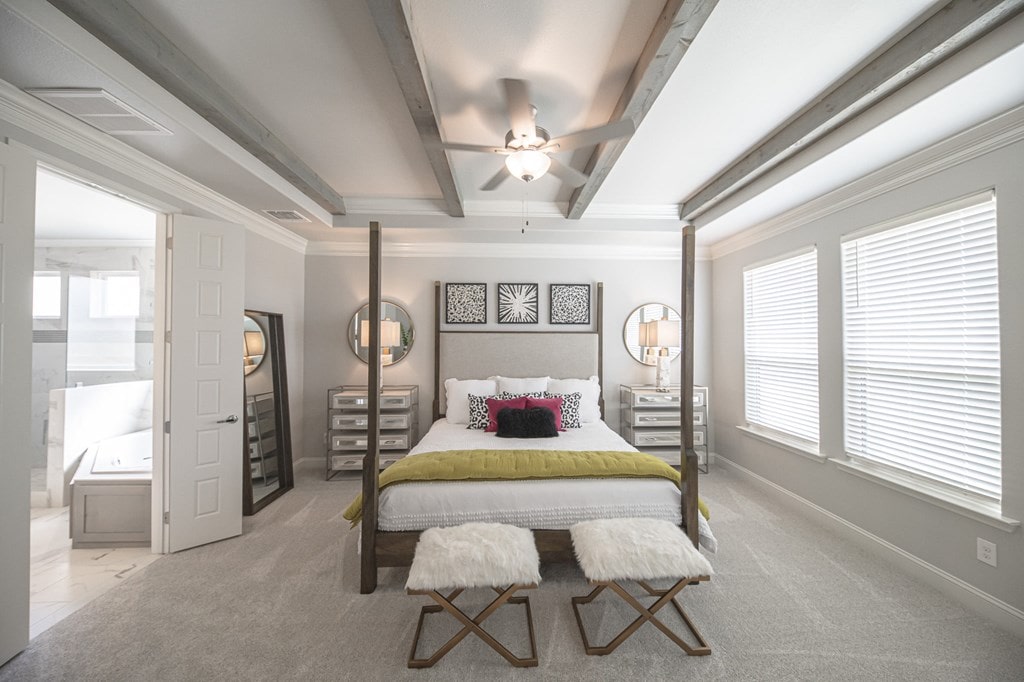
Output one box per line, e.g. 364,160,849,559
377,419,717,552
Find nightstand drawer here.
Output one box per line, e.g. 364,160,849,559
632,411,681,427
331,433,409,451
381,393,412,409
330,413,410,430
693,408,706,426
633,430,681,447
692,388,706,407
632,392,681,407
330,453,402,470
694,429,705,446
331,392,369,409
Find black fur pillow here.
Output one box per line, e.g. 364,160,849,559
495,406,559,439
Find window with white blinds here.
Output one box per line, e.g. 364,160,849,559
841,193,1001,501
744,248,819,445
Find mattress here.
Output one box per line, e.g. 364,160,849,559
378,419,716,551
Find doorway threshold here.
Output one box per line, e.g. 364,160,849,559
30,507,161,639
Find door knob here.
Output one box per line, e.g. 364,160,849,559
217,415,239,424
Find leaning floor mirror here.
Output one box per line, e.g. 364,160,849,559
242,310,294,514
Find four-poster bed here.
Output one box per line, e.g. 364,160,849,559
358,221,700,594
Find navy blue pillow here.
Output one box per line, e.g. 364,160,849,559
495,406,559,439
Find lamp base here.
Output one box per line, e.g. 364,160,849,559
655,356,671,392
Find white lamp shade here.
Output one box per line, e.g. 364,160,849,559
360,318,402,348
648,318,680,348
380,319,402,347
244,330,265,357
505,149,551,182
638,320,653,347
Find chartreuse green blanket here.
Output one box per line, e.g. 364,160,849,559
342,449,710,524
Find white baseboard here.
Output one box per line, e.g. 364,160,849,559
716,455,1024,640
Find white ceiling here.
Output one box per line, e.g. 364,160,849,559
35,168,157,240
1,0,1021,250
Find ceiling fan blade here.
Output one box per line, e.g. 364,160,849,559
543,118,636,152
480,165,512,191
441,142,509,154
547,157,589,188
501,78,536,141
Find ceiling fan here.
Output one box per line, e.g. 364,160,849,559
442,78,636,191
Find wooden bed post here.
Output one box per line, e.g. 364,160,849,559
433,281,441,422
681,222,699,548
361,221,382,594
596,282,605,418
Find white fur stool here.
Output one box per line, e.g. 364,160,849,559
405,523,541,668
569,518,713,656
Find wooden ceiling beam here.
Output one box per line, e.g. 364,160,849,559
680,0,1024,222
368,0,464,218
48,0,347,217
566,0,719,220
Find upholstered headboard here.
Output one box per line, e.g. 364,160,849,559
432,282,604,420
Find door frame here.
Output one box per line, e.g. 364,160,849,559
27,153,175,554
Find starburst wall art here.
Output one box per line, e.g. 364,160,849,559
497,283,539,324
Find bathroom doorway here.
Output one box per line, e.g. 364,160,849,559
28,167,161,638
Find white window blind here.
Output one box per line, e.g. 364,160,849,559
744,248,819,445
842,194,1001,501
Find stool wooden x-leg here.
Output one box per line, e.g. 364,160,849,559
571,576,710,656
407,584,538,668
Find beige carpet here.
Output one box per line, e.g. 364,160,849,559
3,461,1023,681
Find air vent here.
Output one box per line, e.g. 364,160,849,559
26,88,172,136
263,209,310,222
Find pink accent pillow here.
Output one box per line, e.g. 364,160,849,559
526,395,564,431
484,396,527,432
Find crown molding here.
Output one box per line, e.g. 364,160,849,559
709,103,1024,260
0,78,308,254
307,239,707,261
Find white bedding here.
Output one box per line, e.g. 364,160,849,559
378,419,716,551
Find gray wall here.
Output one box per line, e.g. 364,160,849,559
245,232,305,462
711,138,1024,612
301,254,711,460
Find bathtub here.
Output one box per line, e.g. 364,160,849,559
70,429,153,548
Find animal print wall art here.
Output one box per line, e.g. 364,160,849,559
549,284,590,324
497,283,539,324
445,283,487,323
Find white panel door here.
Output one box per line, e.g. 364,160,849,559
167,215,244,552
0,142,34,664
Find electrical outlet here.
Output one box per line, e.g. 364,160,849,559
977,538,997,567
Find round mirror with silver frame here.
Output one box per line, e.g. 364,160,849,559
243,314,267,375
349,300,415,366
623,303,682,366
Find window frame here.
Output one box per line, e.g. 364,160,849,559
839,191,1001,504
742,245,820,450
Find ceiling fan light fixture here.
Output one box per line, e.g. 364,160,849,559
505,149,550,182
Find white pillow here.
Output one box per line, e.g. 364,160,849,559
547,376,601,423
492,376,550,395
444,379,497,424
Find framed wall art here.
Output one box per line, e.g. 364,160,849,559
497,283,539,324
550,284,591,324
445,283,487,324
